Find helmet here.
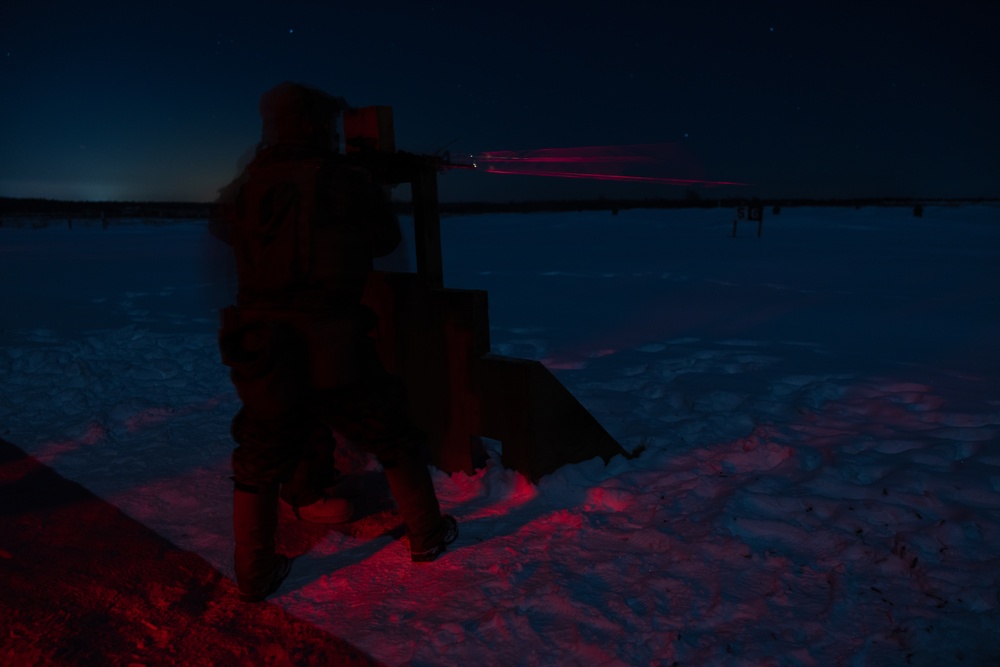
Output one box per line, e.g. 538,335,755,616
258,82,345,146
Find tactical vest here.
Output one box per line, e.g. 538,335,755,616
232,155,373,307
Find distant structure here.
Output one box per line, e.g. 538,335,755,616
733,203,764,238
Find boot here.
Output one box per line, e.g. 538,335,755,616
411,515,458,563
233,484,291,602
381,451,458,561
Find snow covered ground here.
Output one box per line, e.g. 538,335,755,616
1,205,999,665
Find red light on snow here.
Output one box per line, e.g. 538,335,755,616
33,421,107,463
123,397,223,433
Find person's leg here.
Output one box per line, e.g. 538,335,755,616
232,480,289,602
229,410,297,600
321,344,457,560
221,313,305,598
379,437,457,559
278,421,353,523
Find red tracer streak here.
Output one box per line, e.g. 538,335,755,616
466,143,746,187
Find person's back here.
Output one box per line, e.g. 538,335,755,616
217,82,457,603
231,144,399,308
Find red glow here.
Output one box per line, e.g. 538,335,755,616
0,436,379,664
124,397,223,433
32,421,107,463
469,143,747,187
483,167,744,186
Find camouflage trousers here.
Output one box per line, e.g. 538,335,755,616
218,305,423,506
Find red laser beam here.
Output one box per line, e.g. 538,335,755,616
481,168,745,187
458,143,747,187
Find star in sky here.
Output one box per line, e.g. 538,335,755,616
0,1,996,202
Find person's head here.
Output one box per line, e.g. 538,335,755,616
258,82,343,150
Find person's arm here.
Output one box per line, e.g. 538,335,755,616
365,184,402,258
210,164,256,245
337,165,401,257
209,184,238,246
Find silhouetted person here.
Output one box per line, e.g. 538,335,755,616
213,82,457,602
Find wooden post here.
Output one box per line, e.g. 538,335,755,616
363,272,490,474
411,159,444,289
355,107,628,481
362,273,627,481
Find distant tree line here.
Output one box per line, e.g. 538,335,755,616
1,196,996,226
425,197,996,217
0,198,212,221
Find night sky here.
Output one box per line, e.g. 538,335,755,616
1,1,997,203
